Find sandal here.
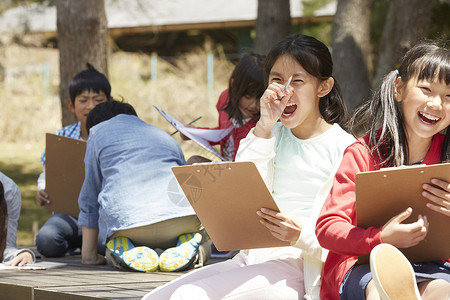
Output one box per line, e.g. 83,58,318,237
159,232,202,272
106,236,159,272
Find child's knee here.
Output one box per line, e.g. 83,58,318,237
36,226,68,257
419,279,450,298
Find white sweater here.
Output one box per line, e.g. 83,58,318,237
236,123,355,300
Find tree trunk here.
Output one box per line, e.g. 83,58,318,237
374,0,435,87
331,0,372,113
253,0,291,55
56,0,108,126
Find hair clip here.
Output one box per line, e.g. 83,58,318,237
395,69,400,77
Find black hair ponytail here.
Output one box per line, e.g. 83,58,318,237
319,79,349,131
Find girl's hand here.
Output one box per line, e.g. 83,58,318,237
423,178,450,217
5,252,34,267
257,208,302,243
380,207,428,248
254,82,293,138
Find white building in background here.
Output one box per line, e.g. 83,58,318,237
0,0,336,54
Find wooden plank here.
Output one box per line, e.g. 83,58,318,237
0,253,230,299
35,282,165,300
0,282,32,300
35,289,105,300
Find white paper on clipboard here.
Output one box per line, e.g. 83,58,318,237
154,105,232,160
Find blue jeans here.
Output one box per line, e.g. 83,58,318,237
36,213,105,257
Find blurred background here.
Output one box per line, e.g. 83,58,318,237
0,0,448,246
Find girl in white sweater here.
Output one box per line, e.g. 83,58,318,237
142,34,355,300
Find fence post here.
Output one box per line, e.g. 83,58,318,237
207,52,214,114
151,52,157,81
43,62,50,100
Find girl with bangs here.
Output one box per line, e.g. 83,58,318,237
143,34,354,300
316,42,450,299
182,53,266,162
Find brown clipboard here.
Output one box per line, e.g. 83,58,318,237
45,133,86,218
171,162,290,251
356,163,450,264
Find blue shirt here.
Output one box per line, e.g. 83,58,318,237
77,114,195,243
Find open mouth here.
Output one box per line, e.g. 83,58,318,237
418,111,440,124
282,103,297,116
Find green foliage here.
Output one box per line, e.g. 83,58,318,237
292,22,332,46
429,1,450,41
302,0,335,17
369,0,390,48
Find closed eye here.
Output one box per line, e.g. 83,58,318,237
420,87,431,93
270,77,282,83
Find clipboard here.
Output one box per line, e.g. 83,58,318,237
356,163,450,264
172,162,290,251
45,133,86,218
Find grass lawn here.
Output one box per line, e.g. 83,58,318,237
0,142,52,246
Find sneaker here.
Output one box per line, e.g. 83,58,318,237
122,246,159,272
106,236,159,272
159,232,202,272
370,243,421,300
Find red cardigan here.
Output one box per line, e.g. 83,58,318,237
209,89,257,161
315,133,448,300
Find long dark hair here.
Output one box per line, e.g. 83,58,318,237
223,53,266,126
264,34,349,130
351,42,450,166
0,181,8,262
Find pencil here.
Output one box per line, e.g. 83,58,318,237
171,116,202,135
278,75,293,100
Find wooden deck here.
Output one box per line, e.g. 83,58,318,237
0,250,228,300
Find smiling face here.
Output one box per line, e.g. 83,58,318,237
238,95,259,119
268,54,333,139
395,74,450,149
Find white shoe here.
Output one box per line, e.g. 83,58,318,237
370,243,422,300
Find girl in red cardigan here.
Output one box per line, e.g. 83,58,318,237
183,53,265,162
315,42,450,299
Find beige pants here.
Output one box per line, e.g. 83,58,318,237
109,215,211,266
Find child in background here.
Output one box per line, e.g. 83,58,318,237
0,172,35,266
35,64,111,257
315,42,450,300
79,100,210,272
142,34,355,300
182,53,265,162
